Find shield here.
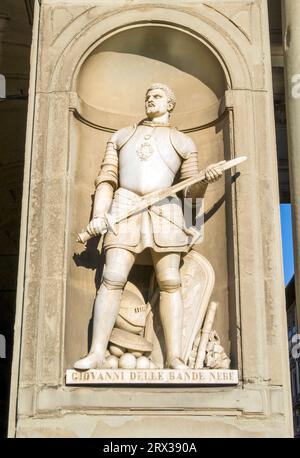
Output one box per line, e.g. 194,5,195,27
144,250,215,367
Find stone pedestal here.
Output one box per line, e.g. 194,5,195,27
9,0,293,437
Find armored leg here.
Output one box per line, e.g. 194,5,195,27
151,251,188,370
74,248,136,370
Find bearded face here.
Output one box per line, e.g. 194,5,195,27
145,88,171,119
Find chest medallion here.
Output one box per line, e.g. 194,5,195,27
137,141,154,161
136,128,156,161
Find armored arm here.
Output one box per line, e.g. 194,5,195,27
170,129,207,200
86,139,118,236
93,140,118,216
177,134,223,200
181,151,208,199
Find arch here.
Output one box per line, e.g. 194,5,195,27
42,5,253,94
76,24,227,131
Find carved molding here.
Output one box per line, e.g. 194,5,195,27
40,6,253,94
71,107,231,134
204,1,253,42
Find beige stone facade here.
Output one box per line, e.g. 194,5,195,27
0,0,33,437
8,0,293,437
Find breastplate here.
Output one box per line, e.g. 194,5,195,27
119,126,182,195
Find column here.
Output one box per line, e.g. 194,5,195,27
282,0,300,330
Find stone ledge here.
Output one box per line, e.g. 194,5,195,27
66,369,238,385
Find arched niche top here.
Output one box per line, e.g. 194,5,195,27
45,6,253,95
77,26,227,130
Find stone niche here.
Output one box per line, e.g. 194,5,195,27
66,24,234,371
9,0,293,438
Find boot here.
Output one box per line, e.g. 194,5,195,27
74,284,122,370
159,289,188,370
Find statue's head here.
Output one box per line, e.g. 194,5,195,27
145,83,176,119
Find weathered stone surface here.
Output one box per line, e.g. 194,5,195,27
204,1,253,41
19,280,40,383
16,412,291,438
36,384,264,414
39,279,65,383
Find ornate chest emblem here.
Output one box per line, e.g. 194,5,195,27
136,141,155,161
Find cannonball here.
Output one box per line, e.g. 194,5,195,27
131,350,143,358
109,343,125,357
136,356,150,369
103,355,119,369
118,353,137,369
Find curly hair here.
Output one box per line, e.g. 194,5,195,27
146,83,176,112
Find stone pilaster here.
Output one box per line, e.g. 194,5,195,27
282,0,300,329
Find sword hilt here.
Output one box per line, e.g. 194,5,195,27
77,213,116,244
76,230,91,244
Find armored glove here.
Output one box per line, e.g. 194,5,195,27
86,215,109,236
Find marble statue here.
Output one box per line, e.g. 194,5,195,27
74,83,227,371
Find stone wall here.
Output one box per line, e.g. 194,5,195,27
8,0,293,438
0,0,33,437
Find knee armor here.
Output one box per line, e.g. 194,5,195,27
157,268,181,293
102,267,127,290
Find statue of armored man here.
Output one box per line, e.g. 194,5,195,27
74,83,232,371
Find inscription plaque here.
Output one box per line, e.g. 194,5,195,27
66,369,238,385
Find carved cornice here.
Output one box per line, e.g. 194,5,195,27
70,108,230,134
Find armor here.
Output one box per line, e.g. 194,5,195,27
95,122,200,253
